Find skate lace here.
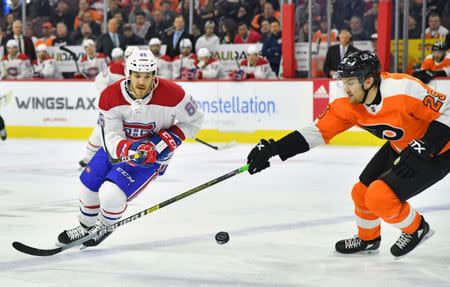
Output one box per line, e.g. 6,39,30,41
67,226,87,240
344,237,362,249
395,233,413,249
89,223,108,242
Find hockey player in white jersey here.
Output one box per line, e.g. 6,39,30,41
196,47,225,79
229,45,277,80
172,38,199,80
148,37,172,79
1,39,33,79
57,49,204,248
76,39,108,79
32,44,63,79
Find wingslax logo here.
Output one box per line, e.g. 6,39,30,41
15,97,96,110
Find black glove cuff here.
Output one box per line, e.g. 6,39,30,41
433,70,448,77
275,131,310,161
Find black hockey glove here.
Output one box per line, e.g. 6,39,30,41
247,139,278,174
392,139,434,178
412,70,434,84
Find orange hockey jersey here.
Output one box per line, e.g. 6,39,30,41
420,53,450,72
300,72,450,154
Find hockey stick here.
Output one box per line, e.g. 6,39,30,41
59,46,85,77
12,164,249,256
195,137,238,151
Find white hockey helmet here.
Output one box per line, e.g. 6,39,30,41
179,38,192,49
148,38,162,46
36,44,48,52
197,47,210,58
111,47,124,59
6,39,18,48
125,49,157,77
247,45,260,55
124,46,139,60
82,39,95,48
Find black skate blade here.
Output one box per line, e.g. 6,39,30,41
394,229,435,261
12,241,63,256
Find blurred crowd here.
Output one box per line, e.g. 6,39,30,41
0,0,449,80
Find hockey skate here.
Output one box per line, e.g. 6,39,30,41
335,235,381,255
57,222,93,246
390,216,434,259
80,220,113,249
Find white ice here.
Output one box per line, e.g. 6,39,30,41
0,139,449,287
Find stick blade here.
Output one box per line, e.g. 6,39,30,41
216,140,238,150
12,241,62,256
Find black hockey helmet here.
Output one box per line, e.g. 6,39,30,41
337,50,381,83
431,41,446,52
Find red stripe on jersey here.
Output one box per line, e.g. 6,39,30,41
80,200,100,209
102,205,127,215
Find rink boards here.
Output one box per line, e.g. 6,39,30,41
1,79,449,145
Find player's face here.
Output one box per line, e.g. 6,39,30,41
130,71,155,98
432,51,445,62
247,53,258,65
84,45,95,56
341,77,365,103
7,47,18,57
37,50,46,60
199,56,209,63
149,44,160,55
181,47,191,56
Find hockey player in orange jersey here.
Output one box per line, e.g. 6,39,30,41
246,50,450,258
413,41,450,83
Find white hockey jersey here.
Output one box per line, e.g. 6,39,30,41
32,56,63,79
172,54,198,80
79,53,108,80
240,57,277,79
197,57,225,79
1,53,33,79
98,78,204,162
156,54,172,79
95,61,125,92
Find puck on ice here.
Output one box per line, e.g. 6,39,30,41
215,231,229,244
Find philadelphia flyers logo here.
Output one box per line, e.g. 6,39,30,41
361,124,404,140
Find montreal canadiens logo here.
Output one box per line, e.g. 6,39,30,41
123,122,156,140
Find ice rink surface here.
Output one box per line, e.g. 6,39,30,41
0,139,449,287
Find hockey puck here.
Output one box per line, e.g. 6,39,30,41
215,231,229,244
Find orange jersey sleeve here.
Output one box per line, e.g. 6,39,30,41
420,54,450,71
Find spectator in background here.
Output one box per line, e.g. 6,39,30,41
295,0,321,31
81,11,102,36
413,41,450,83
123,23,145,46
408,15,421,39
198,0,215,26
177,0,202,30
163,15,196,58
112,11,125,33
0,26,6,56
107,0,128,22
160,0,177,29
234,22,262,44
53,22,73,46
332,0,364,30
132,11,151,39
148,37,172,79
29,0,52,19
262,19,281,76
1,39,33,79
424,12,449,39
233,5,253,27
32,44,63,79
251,2,280,32
50,0,76,32
3,13,16,37
72,22,96,45
172,38,198,80
230,44,277,80
8,0,24,19
297,20,310,43
323,29,357,78
312,18,338,43
128,0,152,23
35,22,56,47
350,16,370,41
144,9,168,41
96,18,125,58
196,47,225,79
195,20,220,53
260,19,271,41
5,20,36,61
24,23,38,45
74,0,103,31
78,39,108,79
219,19,236,44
